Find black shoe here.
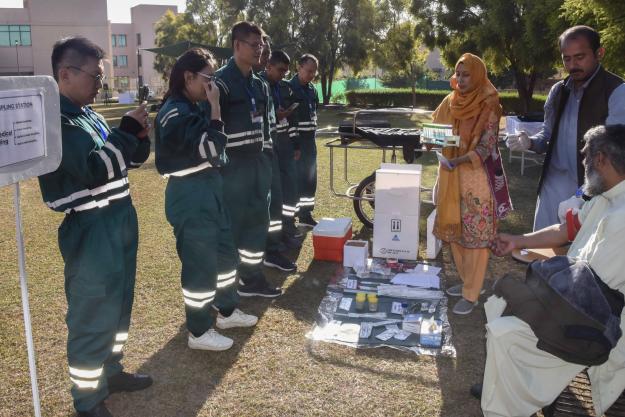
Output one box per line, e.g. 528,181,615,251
264,252,297,272
238,279,282,298
470,383,482,400
282,234,303,250
298,214,317,228
77,402,113,417
283,223,303,238
107,372,153,395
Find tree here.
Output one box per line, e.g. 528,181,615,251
153,10,218,80
562,0,625,75
374,21,430,107
411,0,567,114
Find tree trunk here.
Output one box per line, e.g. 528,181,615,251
512,67,536,115
411,83,416,109
326,58,336,105
320,71,329,105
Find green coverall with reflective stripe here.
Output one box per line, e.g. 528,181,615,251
155,95,239,336
289,75,319,217
37,94,150,412
216,58,273,285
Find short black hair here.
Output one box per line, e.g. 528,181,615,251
298,53,318,66
269,50,290,66
559,25,601,52
231,21,263,47
585,124,625,175
51,36,105,81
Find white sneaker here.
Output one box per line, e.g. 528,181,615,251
188,329,233,351
216,309,258,329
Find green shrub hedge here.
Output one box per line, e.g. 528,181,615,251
344,88,547,114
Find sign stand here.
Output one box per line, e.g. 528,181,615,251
1,76,62,417
13,182,42,417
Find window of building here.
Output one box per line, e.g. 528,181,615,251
136,33,141,46
117,34,127,47
0,25,32,46
111,34,116,47
113,55,128,67
114,76,130,91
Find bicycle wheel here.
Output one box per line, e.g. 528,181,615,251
353,172,376,228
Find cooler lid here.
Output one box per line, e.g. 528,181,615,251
378,163,422,175
313,217,352,237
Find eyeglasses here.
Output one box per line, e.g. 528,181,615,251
238,39,264,50
196,72,216,82
68,66,106,83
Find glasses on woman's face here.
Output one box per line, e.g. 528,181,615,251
68,66,106,84
196,72,215,82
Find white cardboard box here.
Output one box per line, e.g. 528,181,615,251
343,240,369,269
426,209,442,259
373,213,419,260
375,164,422,216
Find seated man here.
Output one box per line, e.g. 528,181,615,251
476,124,625,417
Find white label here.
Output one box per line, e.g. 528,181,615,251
359,322,373,338
375,329,397,341
391,302,404,315
394,330,412,341
338,297,353,311
0,89,46,168
345,278,358,289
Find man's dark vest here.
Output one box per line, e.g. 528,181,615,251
538,66,624,193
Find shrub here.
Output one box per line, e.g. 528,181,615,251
344,88,547,114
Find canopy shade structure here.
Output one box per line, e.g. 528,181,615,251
142,41,232,60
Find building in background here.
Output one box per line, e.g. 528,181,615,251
0,0,176,95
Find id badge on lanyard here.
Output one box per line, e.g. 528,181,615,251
85,107,109,141
245,85,263,125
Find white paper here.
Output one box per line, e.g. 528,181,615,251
0,88,46,168
408,263,441,275
345,278,358,289
393,330,412,341
391,273,440,289
436,151,453,170
338,297,353,311
375,329,398,341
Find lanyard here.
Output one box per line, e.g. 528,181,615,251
243,82,257,113
84,107,109,141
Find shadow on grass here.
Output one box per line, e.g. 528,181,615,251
105,278,291,417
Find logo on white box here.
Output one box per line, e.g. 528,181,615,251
391,218,401,232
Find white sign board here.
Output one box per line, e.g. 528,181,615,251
0,88,46,168
0,76,61,187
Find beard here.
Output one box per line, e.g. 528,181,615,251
582,161,607,196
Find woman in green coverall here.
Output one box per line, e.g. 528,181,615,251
155,49,258,351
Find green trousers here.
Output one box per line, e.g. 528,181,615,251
222,152,272,284
59,199,137,412
276,135,299,235
266,143,284,252
165,171,239,337
296,135,317,216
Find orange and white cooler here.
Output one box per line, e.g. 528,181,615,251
313,217,353,262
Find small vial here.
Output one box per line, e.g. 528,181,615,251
367,293,378,312
355,292,366,311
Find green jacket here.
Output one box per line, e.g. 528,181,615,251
38,95,150,213
155,94,227,177
215,58,272,155
289,75,319,139
259,71,300,150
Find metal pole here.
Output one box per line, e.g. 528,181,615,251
15,39,20,75
136,48,141,89
13,182,42,417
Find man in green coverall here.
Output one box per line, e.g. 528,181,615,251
254,38,299,272
38,37,152,417
215,22,282,297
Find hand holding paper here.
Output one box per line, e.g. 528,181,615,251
436,151,454,170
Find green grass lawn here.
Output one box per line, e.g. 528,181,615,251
0,104,541,417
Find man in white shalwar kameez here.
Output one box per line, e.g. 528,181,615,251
480,124,625,417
